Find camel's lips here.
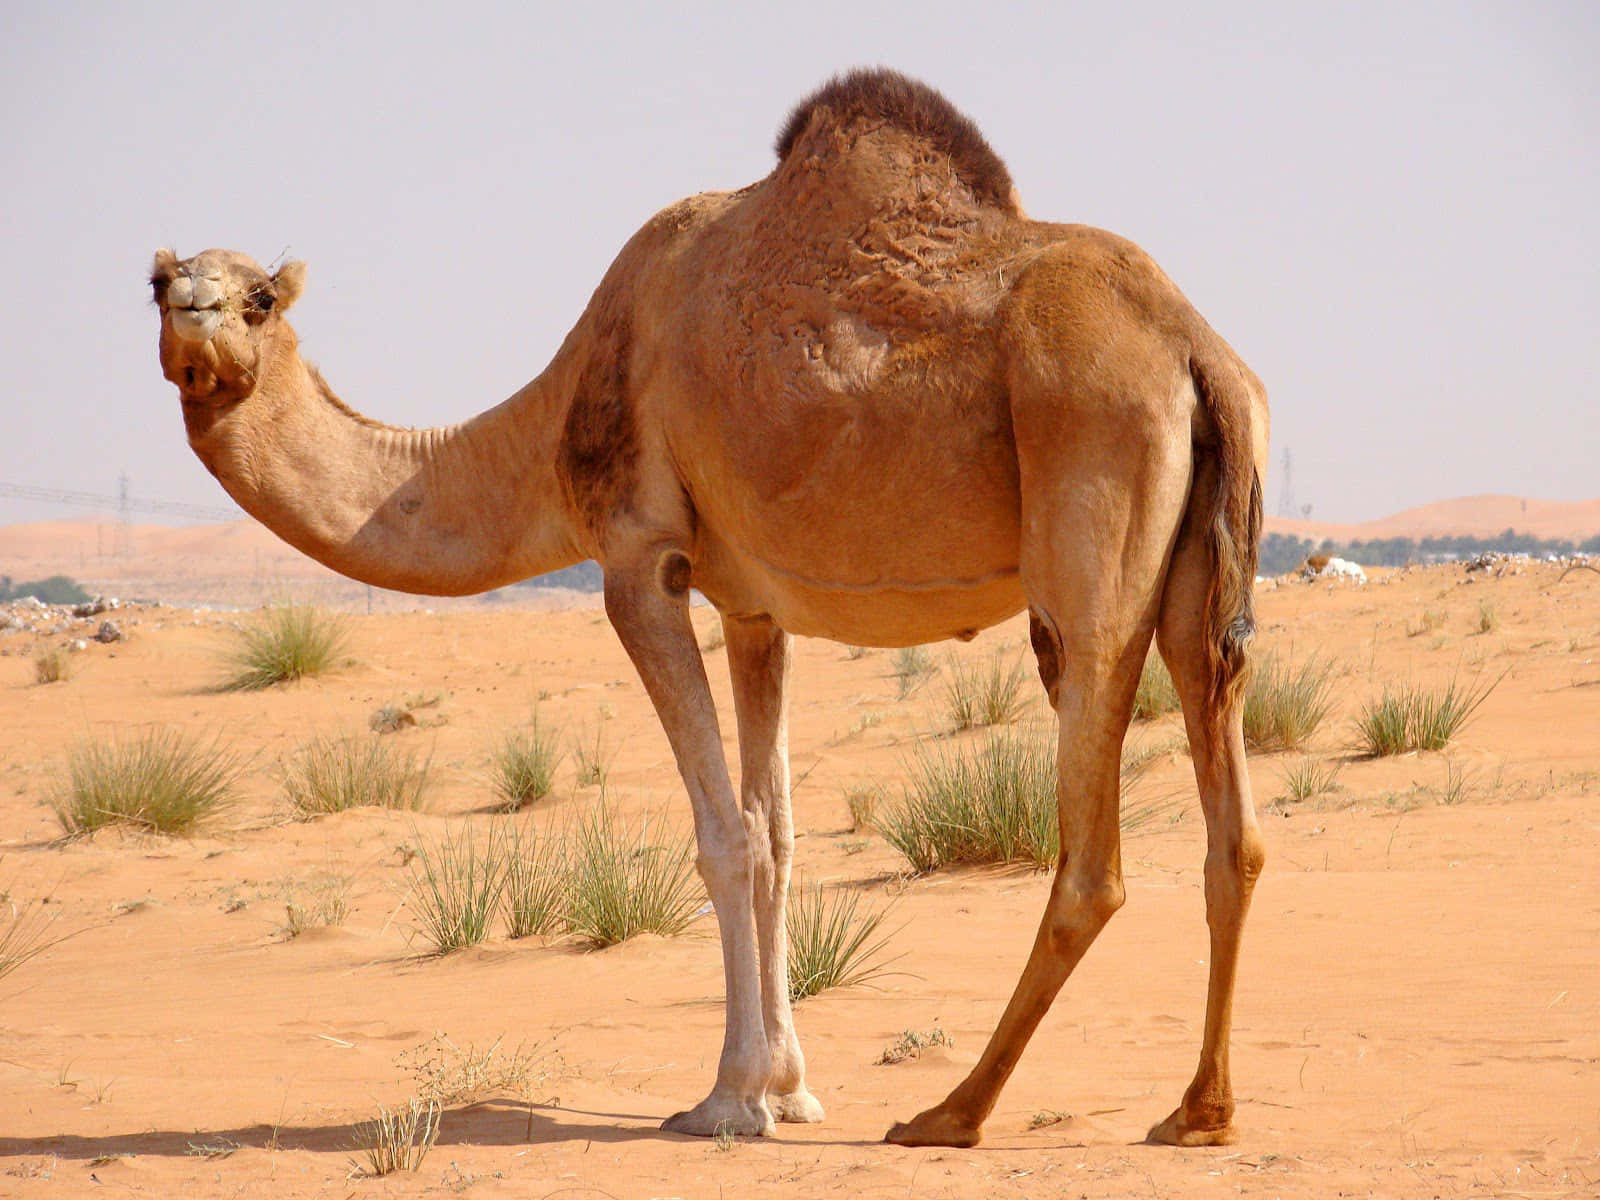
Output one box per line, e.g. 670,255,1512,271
169,307,222,343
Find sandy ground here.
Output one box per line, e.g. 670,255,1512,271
1,561,1597,1198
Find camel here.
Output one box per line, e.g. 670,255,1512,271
150,67,1269,1149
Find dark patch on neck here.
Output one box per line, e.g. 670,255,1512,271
774,67,1017,213
556,307,639,535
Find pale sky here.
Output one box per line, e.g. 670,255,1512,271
2,1,1594,529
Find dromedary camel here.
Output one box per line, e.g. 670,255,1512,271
151,68,1269,1149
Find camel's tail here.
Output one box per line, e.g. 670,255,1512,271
1187,346,1265,714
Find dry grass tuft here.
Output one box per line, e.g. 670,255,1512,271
876,1028,952,1065
399,1033,548,1106
33,644,73,685
219,603,349,691
786,881,897,1001
53,729,244,836
283,735,430,817
350,1098,440,1177
281,873,350,937
1,867,72,982
941,652,1028,730
571,719,613,789
890,645,936,699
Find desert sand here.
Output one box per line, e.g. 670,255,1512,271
1,559,1597,1197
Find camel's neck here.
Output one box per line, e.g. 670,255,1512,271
185,331,584,596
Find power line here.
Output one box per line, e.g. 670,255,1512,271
0,480,241,522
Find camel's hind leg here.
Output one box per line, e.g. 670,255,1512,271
885,395,1190,1148
1145,513,1266,1146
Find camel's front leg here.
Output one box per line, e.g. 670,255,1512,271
723,614,824,1124
604,555,773,1137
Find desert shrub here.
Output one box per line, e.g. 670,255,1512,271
1278,757,1341,803
503,823,569,939
1132,654,1181,720
1356,674,1499,756
406,824,509,954
54,729,244,835
1242,654,1333,752
219,602,349,691
891,646,935,699
33,645,72,685
942,652,1027,730
490,715,563,810
565,804,700,947
283,735,430,816
282,873,350,937
399,1033,546,1105
351,1099,440,1177
786,881,896,1001
876,1028,952,1065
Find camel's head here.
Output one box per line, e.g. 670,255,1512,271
151,248,306,407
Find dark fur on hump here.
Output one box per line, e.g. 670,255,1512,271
775,67,1016,212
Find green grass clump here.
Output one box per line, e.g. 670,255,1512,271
1242,654,1334,752
877,731,1057,872
891,646,936,699
220,603,349,691
53,729,244,835
503,823,569,939
1355,674,1499,756
942,653,1027,730
1132,654,1181,720
33,645,73,685
351,1098,440,1177
786,881,897,1001
406,824,509,954
565,805,700,947
283,735,430,816
877,729,1177,874
490,715,563,810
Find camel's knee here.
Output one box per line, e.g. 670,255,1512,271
1202,828,1265,920
697,819,755,895
1045,873,1125,954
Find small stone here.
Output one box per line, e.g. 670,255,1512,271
69,638,88,652
94,620,123,644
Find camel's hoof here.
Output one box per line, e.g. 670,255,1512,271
661,1094,775,1138
884,1105,981,1148
1145,1107,1238,1147
768,1088,825,1124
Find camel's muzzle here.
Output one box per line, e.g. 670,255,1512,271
166,269,225,343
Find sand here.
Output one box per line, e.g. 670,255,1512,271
1,560,1597,1197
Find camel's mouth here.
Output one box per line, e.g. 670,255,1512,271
165,270,225,344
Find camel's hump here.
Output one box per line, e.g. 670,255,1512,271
774,67,1017,213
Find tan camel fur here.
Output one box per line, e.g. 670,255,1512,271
151,68,1270,1148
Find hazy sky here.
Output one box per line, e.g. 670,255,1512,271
2,2,1594,529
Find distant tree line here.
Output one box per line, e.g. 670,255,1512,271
0,574,92,604
513,561,604,592
1259,529,1600,576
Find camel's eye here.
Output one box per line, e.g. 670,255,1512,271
244,286,276,323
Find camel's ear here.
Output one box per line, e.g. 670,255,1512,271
272,260,307,311
150,248,178,303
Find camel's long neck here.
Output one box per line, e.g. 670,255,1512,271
186,334,584,596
